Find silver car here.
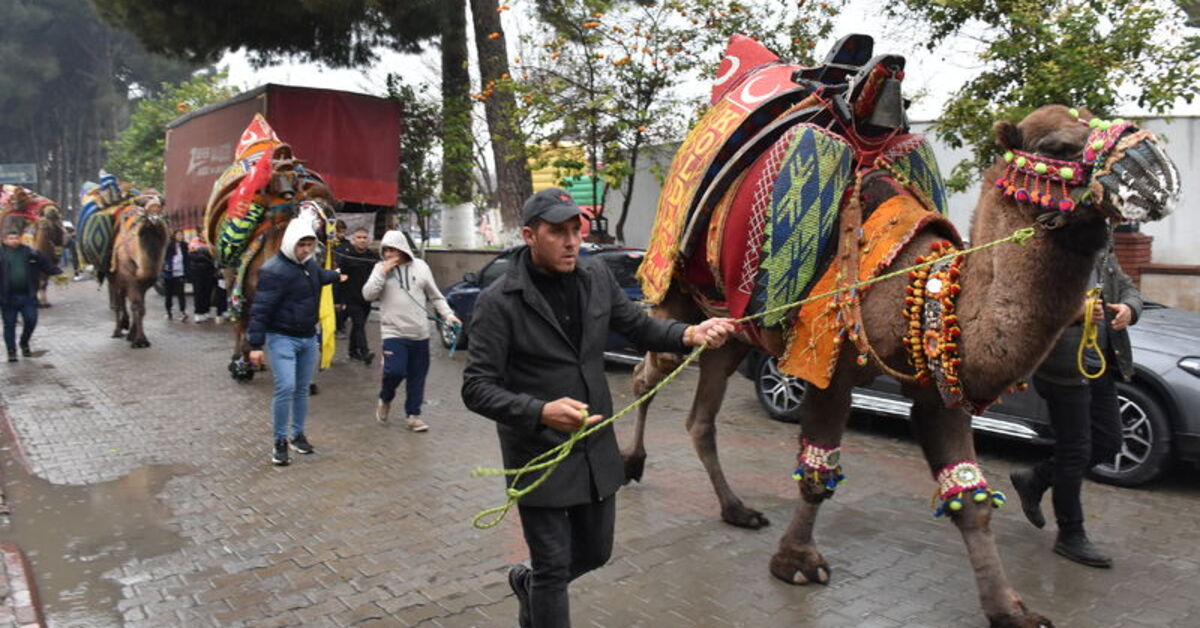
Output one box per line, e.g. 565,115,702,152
745,302,1200,487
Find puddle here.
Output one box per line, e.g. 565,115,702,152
0,448,187,628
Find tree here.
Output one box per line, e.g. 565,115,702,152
889,0,1200,190
387,76,442,246
470,0,533,228
93,0,476,203
516,0,844,242
105,73,237,190
0,0,197,213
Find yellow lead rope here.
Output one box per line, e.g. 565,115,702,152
1077,287,1107,379
470,226,1038,529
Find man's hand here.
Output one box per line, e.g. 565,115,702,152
339,274,349,283
1077,298,1103,324
540,397,602,432
684,317,738,348
448,315,462,327
248,350,265,368
381,257,401,273
1107,303,1133,331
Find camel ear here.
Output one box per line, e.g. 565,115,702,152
993,120,1022,150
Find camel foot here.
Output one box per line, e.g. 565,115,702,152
721,502,769,529
988,613,1054,628
130,338,150,349
770,544,830,585
111,330,124,338
621,452,645,484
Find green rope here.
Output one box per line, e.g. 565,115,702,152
471,225,1037,529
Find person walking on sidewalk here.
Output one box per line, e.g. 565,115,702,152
334,227,379,364
461,188,736,628
162,229,189,321
1010,239,1142,568
247,219,345,466
1,231,61,362
361,230,458,432
188,238,217,323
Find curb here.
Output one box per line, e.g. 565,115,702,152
0,543,44,628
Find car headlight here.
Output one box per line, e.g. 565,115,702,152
1179,357,1200,378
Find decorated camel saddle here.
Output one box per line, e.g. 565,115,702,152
1,184,60,246
203,114,336,319
640,34,954,388
78,171,143,281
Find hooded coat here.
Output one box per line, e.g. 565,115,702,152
361,230,453,340
247,219,340,349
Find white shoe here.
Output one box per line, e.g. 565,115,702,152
406,416,429,432
193,314,209,323
164,312,173,320
376,400,390,423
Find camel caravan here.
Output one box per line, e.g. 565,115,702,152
627,34,1180,627
203,114,338,381
0,184,65,307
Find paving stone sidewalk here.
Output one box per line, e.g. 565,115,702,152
1,283,1199,627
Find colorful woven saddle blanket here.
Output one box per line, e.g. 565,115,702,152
0,185,56,236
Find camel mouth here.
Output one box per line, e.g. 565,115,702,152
1091,133,1180,223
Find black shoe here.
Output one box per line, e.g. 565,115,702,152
507,564,531,628
20,345,31,358
6,352,16,363
291,433,315,455
272,439,290,466
1054,531,1112,568
361,351,375,365
1009,469,1047,529
309,383,319,396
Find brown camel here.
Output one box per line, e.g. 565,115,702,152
0,185,64,306
624,104,1179,627
203,148,336,380
108,191,169,348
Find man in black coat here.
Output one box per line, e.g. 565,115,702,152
334,227,379,364
1,230,61,361
462,189,735,628
1010,238,1143,568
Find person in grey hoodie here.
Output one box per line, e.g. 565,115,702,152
362,230,459,431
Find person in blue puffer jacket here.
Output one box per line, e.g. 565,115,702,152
247,218,345,466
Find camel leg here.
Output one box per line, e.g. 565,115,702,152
128,286,150,348
686,342,763,528
621,351,683,483
110,281,129,338
769,362,854,586
909,400,1052,628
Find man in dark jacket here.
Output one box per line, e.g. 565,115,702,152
1,230,61,361
1010,239,1142,568
334,227,379,364
462,189,735,628
248,219,344,466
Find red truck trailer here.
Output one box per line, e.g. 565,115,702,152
164,84,401,235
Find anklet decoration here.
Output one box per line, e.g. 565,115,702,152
932,460,1006,517
792,438,845,492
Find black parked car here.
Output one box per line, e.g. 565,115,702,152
742,302,1200,487
441,245,648,362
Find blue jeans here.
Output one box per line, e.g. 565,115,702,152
379,337,430,417
266,333,319,440
2,292,38,354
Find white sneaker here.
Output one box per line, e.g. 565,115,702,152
193,314,209,323
406,416,429,432
376,400,390,423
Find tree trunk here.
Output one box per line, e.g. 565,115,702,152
615,139,642,244
469,0,532,230
440,0,474,206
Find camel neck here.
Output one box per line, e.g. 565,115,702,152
954,184,1104,402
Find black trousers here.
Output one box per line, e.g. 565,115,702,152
213,284,228,316
345,302,370,358
1032,374,1123,532
516,497,616,628
193,271,214,315
164,276,186,314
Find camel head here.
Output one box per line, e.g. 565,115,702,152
36,202,64,249
134,189,167,226
993,104,1180,228
296,198,337,261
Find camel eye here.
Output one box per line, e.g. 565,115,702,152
1038,140,1080,159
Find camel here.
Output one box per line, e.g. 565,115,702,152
624,35,1180,628
108,191,169,348
204,144,336,381
0,185,64,306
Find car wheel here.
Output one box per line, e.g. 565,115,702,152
1090,382,1171,487
755,355,806,423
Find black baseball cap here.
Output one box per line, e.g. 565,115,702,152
522,188,583,226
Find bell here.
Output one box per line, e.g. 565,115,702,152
867,76,905,129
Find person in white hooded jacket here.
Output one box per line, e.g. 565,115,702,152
362,230,459,431
247,216,344,465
